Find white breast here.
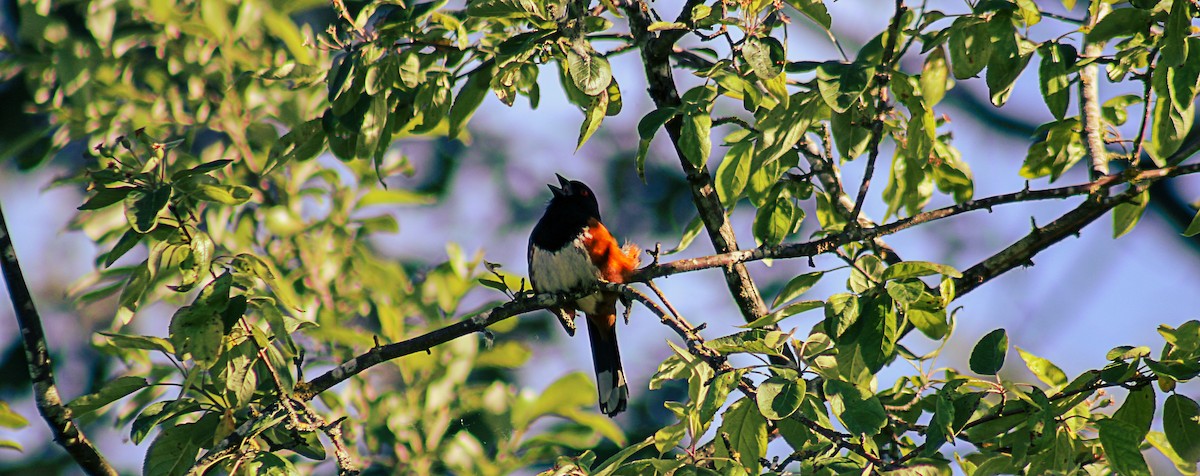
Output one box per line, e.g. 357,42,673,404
530,232,603,314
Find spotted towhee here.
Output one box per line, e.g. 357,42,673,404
529,174,640,416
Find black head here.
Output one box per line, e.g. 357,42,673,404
530,174,602,250
547,173,601,220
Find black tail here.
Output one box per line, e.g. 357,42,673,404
586,316,628,416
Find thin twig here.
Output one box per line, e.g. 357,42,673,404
1079,3,1111,179
1130,49,1158,165
848,0,906,229
330,0,368,42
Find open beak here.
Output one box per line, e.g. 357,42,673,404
549,173,573,197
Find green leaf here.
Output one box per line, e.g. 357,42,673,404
100,330,174,354
823,293,860,338
1147,431,1200,476
467,0,540,18
0,402,28,429
654,421,686,454
265,119,325,174
824,379,886,435
1102,95,1143,126
742,36,786,81
104,228,143,268
740,300,823,329
970,328,1008,375
1164,394,1200,463
1097,418,1151,476
635,107,679,180
772,272,824,308
131,399,203,445
920,46,950,106
476,341,533,368
707,329,788,357
1021,118,1084,181
985,18,1036,106
592,436,654,476
786,0,831,28
715,136,753,206
124,186,171,233
143,422,204,476
714,398,767,473
117,261,153,325
1112,189,1150,238
323,107,358,161
448,65,494,139
328,53,363,117
753,184,798,247
775,415,811,449
1106,345,1151,361
647,21,687,31
358,189,436,207
755,376,805,420
567,47,612,97
192,184,253,205
577,91,608,150
1013,0,1040,26
79,186,136,210
514,372,596,429
563,409,627,446
225,346,257,408
68,376,149,415
1159,0,1192,68
1038,43,1074,120
754,92,818,169
680,111,713,168
1184,209,1200,237
169,306,225,368
881,261,962,281
885,280,924,306
1016,346,1068,387
948,17,991,79
1147,60,1196,165
356,93,390,162
855,259,894,296
908,306,949,340
239,452,299,476
263,10,313,65
664,215,704,255
234,254,303,311
1086,8,1151,43
903,98,937,164
816,61,875,113
1114,384,1155,442
831,102,872,161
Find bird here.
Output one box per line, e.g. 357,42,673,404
528,174,640,416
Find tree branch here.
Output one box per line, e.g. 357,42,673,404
0,205,118,476
622,0,771,324
634,162,1200,281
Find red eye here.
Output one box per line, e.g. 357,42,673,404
581,190,590,197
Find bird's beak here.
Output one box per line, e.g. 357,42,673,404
550,174,573,197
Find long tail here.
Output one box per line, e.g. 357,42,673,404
585,314,628,416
